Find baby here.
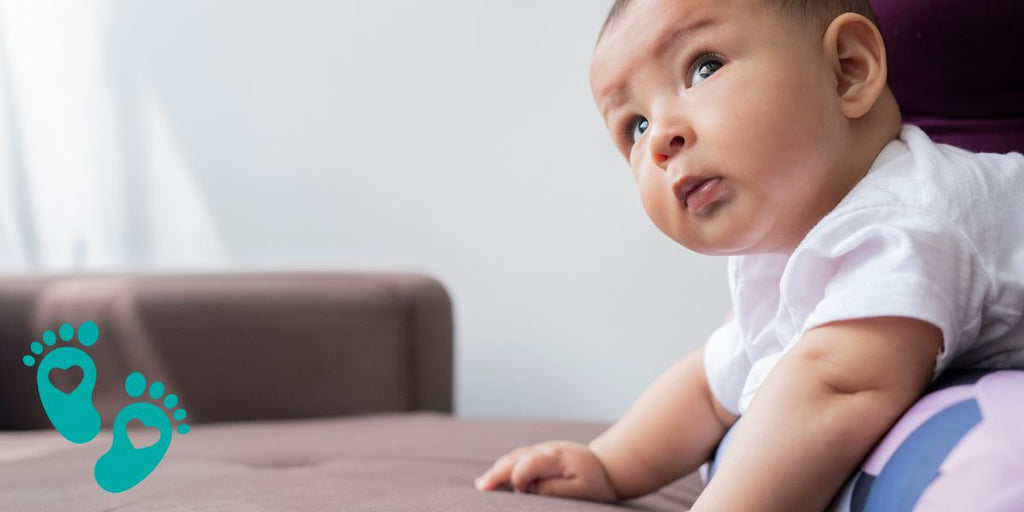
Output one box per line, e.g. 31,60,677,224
474,0,1024,510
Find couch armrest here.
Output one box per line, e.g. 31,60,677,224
0,272,453,429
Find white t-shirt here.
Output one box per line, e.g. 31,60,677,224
704,125,1024,415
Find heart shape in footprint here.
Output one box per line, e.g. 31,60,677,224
48,366,84,395
126,418,162,450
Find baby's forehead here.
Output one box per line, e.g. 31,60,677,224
599,0,759,38
590,0,730,103
592,0,764,65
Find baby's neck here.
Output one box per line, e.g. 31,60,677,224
774,90,903,256
848,87,903,185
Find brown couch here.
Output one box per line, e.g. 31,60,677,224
0,273,702,510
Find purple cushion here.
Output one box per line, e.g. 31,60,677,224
872,0,1024,153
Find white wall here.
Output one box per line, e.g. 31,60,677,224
0,0,730,422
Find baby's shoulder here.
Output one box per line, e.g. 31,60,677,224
810,129,1024,258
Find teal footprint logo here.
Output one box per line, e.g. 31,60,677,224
94,371,189,493
23,321,189,492
22,322,102,444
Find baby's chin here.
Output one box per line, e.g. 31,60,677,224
670,218,780,256
678,241,756,257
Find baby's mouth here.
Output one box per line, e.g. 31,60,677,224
674,176,725,214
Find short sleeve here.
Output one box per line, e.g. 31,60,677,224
703,317,749,415
788,208,987,378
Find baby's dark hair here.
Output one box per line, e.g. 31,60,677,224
601,0,880,39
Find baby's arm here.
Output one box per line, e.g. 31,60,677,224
475,343,737,501
691,317,942,511
588,343,737,498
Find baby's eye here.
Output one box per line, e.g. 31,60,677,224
627,116,649,145
690,54,723,86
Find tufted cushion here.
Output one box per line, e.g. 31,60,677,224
0,413,703,511
872,0,1024,153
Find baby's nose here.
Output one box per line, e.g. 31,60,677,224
653,136,686,164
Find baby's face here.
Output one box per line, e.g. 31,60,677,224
591,0,853,255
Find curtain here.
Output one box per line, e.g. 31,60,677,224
0,0,224,272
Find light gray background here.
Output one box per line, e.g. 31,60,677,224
0,0,729,422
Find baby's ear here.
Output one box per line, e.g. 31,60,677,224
823,13,887,119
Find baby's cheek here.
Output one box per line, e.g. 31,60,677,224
634,167,668,208
639,191,676,235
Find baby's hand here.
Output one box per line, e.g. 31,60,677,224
473,441,617,502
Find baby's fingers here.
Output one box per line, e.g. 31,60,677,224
509,451,564,493
475,450,523,491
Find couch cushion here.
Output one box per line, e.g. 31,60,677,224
0,413,702,511
0,272,453,428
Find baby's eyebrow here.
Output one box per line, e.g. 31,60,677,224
651,16,718,61
600,91,630,121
